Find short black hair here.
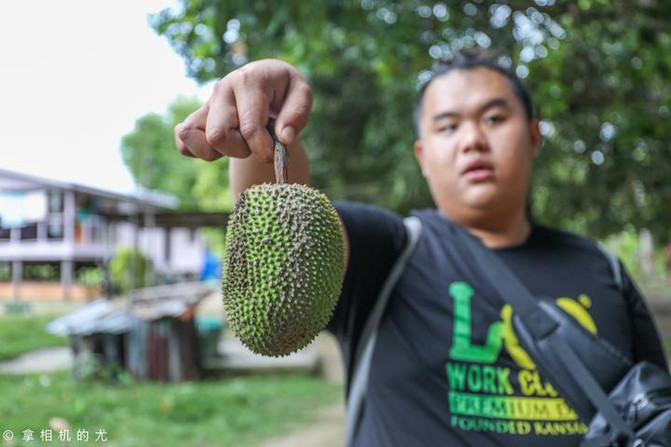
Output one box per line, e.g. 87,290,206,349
413,49,534,136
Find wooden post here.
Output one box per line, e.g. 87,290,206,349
11,260,22,301
61,260,73,302
37,218,47,241
64,190,76,244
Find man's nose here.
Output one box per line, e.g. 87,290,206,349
459,121,488,153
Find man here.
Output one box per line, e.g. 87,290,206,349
175,51,667,446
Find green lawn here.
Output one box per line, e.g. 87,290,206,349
0,314,68,360
0,372,342,446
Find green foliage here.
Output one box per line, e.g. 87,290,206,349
149,1,671,242
0,372,340,446
76,267,104,288
121,97,200,209
109,248,153,294
601,228,671,288
602,226,644,279
77,355,136,384
191,160,235,211
527,2,671,242
0,315,68,360
0,263,8,282
23,264,59,282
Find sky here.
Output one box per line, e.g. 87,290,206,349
0,0,213,193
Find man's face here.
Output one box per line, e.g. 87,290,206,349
414,68,541,225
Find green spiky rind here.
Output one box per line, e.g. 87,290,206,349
222,183,345,357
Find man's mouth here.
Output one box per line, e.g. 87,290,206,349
461,160,495,182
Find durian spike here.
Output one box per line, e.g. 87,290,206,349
267,118,288,185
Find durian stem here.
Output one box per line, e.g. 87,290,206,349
267,118,288,184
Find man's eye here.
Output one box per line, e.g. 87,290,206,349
438,124,458,133
485,115,505,125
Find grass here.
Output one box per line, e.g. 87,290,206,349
0,314,68,360
0,372,342,446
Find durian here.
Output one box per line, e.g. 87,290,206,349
222,125,345,356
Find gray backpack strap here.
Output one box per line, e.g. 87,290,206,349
597,243,623,290
345,216,422,447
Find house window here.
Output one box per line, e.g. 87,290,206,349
20,223,38,240
48,190,63,213
0,227,9,241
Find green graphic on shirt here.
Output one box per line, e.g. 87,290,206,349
445,280,596,437
448,282,503,364
446,363,514,395
448,392,577,421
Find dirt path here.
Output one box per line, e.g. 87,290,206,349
259,402,345,447
256,333,347,447
0,346,71,374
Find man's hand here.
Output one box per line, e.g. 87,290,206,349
174,59,312,163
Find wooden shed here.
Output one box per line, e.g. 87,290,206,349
47,282,215,382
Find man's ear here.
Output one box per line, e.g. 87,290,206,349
414,139,427,177
530,119,542,158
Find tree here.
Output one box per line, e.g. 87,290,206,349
109,247,153,294
148,0,671,242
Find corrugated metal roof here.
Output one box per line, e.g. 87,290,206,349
0,167,178,211
47,299,116,336
47,282,215,336
77,309,134,335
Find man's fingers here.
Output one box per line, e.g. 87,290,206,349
174,106,223,161
176,125,223,161
205,80,252,159
237,98,274,162
175,139,197,158
230,74,274,162
176,61,311,163
174,124,196,157
275,77,313,145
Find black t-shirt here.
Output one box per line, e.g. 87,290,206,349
327,202,668,447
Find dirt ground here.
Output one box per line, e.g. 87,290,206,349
257,332,346,447
259,402,345,447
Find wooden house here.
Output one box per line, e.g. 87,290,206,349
0,168,228,302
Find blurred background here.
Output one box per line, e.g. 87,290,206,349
0,0,670,445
